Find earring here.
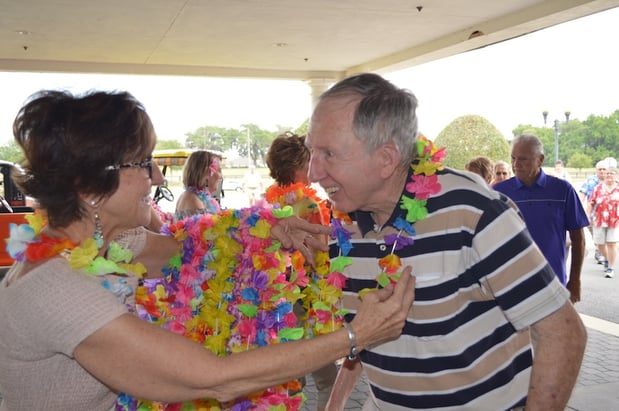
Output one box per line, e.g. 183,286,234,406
93,210,104,249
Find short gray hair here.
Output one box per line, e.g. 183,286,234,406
511,134,544,157
318,73,419,166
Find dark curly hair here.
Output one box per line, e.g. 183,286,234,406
12,89,156,228
265,132,310,186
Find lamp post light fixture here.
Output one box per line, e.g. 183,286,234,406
542,110,571,163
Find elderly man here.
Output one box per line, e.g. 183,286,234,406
306,73,586,411
493,135,589,303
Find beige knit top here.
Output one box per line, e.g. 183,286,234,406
0,228,146,411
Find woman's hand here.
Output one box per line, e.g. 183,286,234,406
350,266,416,351
271,216,331,265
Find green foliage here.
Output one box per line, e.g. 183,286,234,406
294,118,309,136
155,139,183,150
568,152,592,170
0,141,24,163
512,109,619,167
434,115,510,170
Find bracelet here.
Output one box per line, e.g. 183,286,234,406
342,322,358,360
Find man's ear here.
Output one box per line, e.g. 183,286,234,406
377,142,402,178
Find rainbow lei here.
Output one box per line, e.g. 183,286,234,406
5,211,146,277
118,205,347,410
330,135,445,295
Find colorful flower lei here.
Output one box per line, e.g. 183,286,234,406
118,204,347,410
330,135,445,295
264,182,345,336
5,211,146,277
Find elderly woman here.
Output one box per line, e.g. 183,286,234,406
0,90,415,411
464,156,494,185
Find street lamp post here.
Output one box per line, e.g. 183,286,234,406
542,110,571,163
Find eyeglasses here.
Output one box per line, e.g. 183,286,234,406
105,157,153,178
496,172,508,176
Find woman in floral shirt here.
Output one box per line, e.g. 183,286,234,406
588,167,619,278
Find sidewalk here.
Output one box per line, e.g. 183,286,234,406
300,316,619,411
567,315,619,411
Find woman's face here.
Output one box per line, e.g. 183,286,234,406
101,154,163,235
206,158,222,193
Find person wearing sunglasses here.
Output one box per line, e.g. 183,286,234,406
492,160,511,186
0,89,415,411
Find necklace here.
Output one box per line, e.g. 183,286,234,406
186,185,221,214
6,211,146,277
330,135,445,294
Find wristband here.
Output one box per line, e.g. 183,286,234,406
342,322,358,360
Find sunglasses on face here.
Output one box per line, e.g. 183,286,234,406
105,157,154,179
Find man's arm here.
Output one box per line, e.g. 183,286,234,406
527,302,587,410
566,228,585,303
325,358,363,411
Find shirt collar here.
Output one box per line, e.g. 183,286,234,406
355,166,413,236
515,168,547,189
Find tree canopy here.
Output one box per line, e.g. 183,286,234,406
434,115,510,170
511,109,619,167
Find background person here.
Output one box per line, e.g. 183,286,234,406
580,158,617,264
553,159,571,182
588,166,619,278
0,89,415,411
305,73,586,411
464,156,494,185
493,134,589,303
174,150,222,220
264,132,336,411
242,164,264,206
491,160,511,185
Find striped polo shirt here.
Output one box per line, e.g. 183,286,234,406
329,167,569,411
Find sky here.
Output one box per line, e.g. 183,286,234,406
1,6,619,146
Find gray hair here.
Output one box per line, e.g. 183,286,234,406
494,160,509,170
318,73,419,166
511,134,544,157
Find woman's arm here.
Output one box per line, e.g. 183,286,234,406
74,269,415,403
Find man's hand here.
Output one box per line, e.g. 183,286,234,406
271,216,330,266
566,279,581,303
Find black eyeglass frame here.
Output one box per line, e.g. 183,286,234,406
105,157,153,179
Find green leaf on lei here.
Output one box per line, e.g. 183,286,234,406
277,327,304,341
272,205,294,219
400,196,427,223
106,241,133,263
330,255,353,273
237,304,258,318
376,272,391,288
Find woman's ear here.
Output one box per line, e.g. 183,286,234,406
377,142,402,178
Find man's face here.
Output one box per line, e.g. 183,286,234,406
511,142,544,185
596,167,607,179
306,96,383,213
494,164,510,183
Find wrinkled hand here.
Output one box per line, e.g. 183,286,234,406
351,267,416,350
271,216,330,266
566,279,581,304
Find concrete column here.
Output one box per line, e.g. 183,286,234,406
305,78,336,110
